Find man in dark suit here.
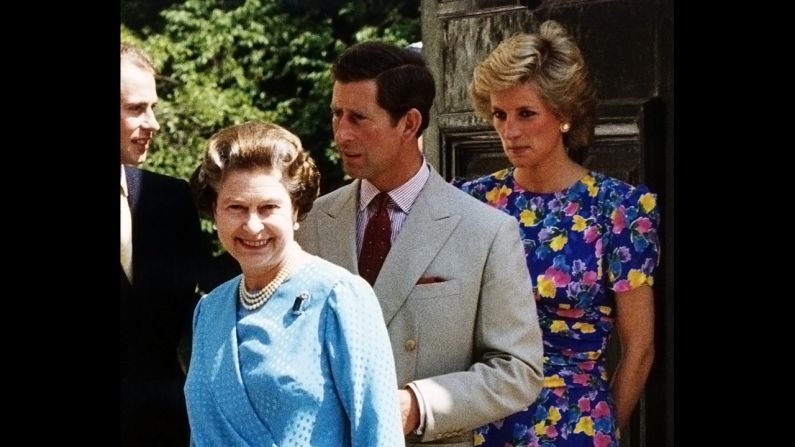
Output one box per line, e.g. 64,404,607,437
120,43,202,446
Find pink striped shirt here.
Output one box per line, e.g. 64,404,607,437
356,162,430,256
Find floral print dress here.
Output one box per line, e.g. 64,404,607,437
454,168,660,447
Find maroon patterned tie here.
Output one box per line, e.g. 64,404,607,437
358,192,392,286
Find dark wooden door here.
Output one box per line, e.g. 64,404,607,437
421,1,673,446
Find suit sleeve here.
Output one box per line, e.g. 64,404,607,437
412,216,544,440
176,179,203,299
174,180,203,368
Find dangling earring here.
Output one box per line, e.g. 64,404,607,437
560,122,571,133
293,222,300,231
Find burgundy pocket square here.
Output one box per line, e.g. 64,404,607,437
416,276,445,285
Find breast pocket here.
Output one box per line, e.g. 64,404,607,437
411,279,461,300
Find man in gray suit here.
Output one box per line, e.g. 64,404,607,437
296,42,543,446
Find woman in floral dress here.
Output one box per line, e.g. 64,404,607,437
455,20,660,447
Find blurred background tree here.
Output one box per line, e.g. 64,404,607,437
121,0,420,252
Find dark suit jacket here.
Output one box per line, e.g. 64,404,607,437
120,165,202,447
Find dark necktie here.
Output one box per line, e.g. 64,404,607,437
358,192,392,286
120,185,133,283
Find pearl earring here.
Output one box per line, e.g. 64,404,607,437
560,122,571,133
293,222,300,231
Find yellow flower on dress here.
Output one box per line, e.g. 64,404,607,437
550,234,567,251
534,420,547,436
485,185,512,204
473,432,485,446
572,215,587,231
537,275,557,298
598,305,612,315
574,416,594,436
639,192,656,212
520,209,537,227
544,374,565,388
628,269,648,288
548,406,562,423
573,322,596,333
550,320,569,333
494,168,509,180
582,175,598,197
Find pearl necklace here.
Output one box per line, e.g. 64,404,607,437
239,257,295,310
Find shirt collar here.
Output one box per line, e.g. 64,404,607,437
120,165,128,197
358,159,430,213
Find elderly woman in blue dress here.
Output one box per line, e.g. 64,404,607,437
186,120,403,446
455,21,660,447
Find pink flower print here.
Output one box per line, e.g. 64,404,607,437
545,267,572,287
584,225,599,244
573,374,591,385
552,387,566,397
613,280,631,292
564,201,579,216
594,432,613,447
582,270,597,285
577,396,591,412
592,401,612,418
557,308,585,319
594,238,603,257
545,425,559,438
634,217,652,233
612,205,626,234
579,360,596,371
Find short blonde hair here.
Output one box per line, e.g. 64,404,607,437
469,20,596,149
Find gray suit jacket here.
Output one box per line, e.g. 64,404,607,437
296,166,543,445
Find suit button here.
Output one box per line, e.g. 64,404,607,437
404,339,417,351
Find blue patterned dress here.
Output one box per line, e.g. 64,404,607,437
454,169,660,447
185,255,404,446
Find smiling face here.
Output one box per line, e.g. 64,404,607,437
120,59,160,165
331,80,417,191
213,168,297,281
490,82,566,170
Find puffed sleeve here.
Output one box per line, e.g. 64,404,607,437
605,185,661,292
323,275,404,447
452,176,488,202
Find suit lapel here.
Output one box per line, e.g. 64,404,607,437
374,170,461,324
317,181,359,273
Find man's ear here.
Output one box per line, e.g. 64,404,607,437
400,108,422,141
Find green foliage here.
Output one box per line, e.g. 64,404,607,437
122,0,419,252
122,0,419,189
